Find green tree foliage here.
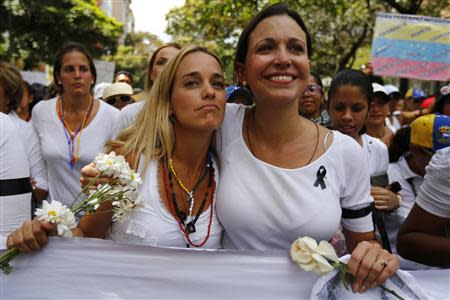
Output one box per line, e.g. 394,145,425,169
166,0,375,79
166,0,448,79
102,31,163,88
380,0,449,16
0,0,123,68
167,0,258,81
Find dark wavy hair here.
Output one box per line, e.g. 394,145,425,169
0,62,25,113
53,42,97,94
234,2,313,81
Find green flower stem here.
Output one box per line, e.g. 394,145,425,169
0,248,20,274
1,170,138,275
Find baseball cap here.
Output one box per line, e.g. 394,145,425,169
102,82,133,100
410,114,450,152
405,88,426,101
372,83,389,102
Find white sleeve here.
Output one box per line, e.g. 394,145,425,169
0,113,31,249
338,134,374,232
112,102,144,139
216,103,245,155
25,123,48,190
416,148,450,219
379,142,389,173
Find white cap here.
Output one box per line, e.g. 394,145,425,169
372,83,390,102
384,84,400,95
102,82,133,99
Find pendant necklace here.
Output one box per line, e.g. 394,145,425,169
162,157,215,248
168,152,211,228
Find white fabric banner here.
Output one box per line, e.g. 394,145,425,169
1,238,449,299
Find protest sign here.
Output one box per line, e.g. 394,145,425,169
371,13,450,81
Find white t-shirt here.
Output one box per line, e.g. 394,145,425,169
32,98,119,205
361,133,389,176
385,115,401,134
386,156,423,261
112,101,144,139
0,113,31,249
416,147,450,218
387,156,423,219
9,111,48,191
216,104,374,250
109,158,222,249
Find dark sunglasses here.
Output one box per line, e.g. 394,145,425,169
304,84,322,95
106,96,132,105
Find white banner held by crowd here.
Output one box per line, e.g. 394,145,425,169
1,238,449,299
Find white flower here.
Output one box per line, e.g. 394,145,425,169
290,236,339,275
34,200,77,237
95,152,129,178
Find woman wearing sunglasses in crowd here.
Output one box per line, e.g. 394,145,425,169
216,3,398,293
8,46,226,250
102,82,134,110
298,72,331,127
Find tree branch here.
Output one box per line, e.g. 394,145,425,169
338,22,368,71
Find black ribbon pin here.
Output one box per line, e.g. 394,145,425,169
314,166,327,190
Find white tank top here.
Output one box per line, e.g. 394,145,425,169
109,158,222,249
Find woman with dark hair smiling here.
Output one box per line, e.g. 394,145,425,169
216,3,398,293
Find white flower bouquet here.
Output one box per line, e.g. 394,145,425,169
0,152,143,274
290,236,404,300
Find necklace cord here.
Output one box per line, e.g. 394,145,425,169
59,95,94,168
247,109,319,166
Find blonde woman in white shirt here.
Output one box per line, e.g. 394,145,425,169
7,46,226,251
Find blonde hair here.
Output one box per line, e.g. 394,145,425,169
108,46,223,169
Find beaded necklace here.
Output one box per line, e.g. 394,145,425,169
161,158,215,248
58,95,94,169
168,152,210,223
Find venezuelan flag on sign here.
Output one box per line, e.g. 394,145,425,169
371,13,450,81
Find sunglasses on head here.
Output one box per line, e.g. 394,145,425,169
304,84,322,95
106,95,132,105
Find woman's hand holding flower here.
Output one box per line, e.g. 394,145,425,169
6,220,58,253
291,237,402,299
80,162,110,188
348,240,399,293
